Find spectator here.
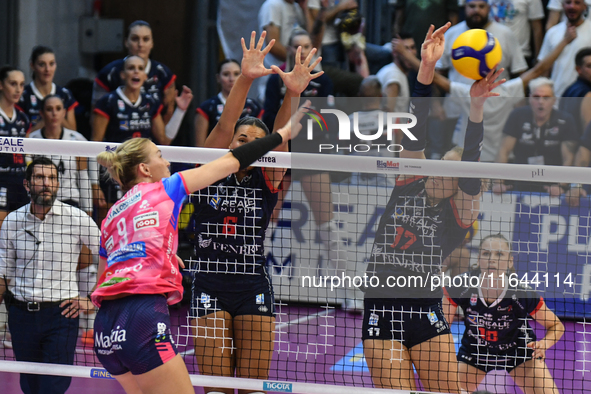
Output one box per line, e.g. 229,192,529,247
92,21,178,124
0,157,99,394
307,2,391,74
488,0,545,63
259,0,308,69
538,0,591,98
494,77,578,194
394,0,459,60
545,0,591,30
435,0,528,159
376,33,416,113
194,59,263,147
560,47,591,135
19,46,78,133
396,23,576,162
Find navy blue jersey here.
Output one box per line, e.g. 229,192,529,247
188,167,279,291
502,106,578,166
560,77,591,135
262,70,333,132
95,59,175,104
93,87,163,143
17,82,78,128
365,176,471,300
445,274,543,357
0,107,30,182
196,93,264,136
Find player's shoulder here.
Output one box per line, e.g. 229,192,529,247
152,59,173,75
63,128,88,141
101,58,124,73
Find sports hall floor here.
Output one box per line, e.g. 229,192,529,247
1,304,589,393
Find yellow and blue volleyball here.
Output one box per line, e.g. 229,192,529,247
451,29,502,80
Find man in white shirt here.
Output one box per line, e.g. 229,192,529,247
376,33,416,113
488,0,545,61
0,157,99,394
545,0,590,30
538,0,591,98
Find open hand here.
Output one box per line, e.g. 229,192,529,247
421,22,451,65
175,86,193,111
470,67,506,107
241,31,275,80
271,47,323,94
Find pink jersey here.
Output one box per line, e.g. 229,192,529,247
93,173,189,307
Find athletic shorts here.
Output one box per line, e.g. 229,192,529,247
190,276,274,319
362,298,450,348
94,294,178,376
458,344,534,373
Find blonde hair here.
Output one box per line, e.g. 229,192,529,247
96,138,152,192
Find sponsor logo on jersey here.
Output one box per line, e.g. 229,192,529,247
217,104,224,114
258,305,269,313
467,314,478,325
209,193,220,210
106,191,142,225
470,293,478,306
132,112,139,119
368,313,379,326
118,100,125,112
95,325,127,355
0,118,4,127
98,276,131,288
200,293,211,308
105,235,114,253
117,112,127,119
133,211,159,230
428,311,439,324
497,305,512,312
197,234,212,248
256,293,264,304
120,120,129,131
31,95,37,106
107,241,146,266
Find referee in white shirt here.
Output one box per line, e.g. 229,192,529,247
0,156,100,394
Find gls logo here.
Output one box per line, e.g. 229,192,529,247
304,108,417,153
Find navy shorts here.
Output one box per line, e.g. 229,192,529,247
458,344,534,373
94,294,178,376
362,298,450,349
190,276,274,319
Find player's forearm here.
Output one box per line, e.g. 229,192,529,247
217,74,254,132
541,321,565,349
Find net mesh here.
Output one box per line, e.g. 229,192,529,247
0,112,589,394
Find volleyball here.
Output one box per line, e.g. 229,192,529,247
451,29,502,80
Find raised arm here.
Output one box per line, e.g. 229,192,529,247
400,22,451,161
180,106,307,194
453,67,506,226
205,31,275,149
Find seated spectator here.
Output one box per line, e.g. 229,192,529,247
560,47,591,135
494,77,578,194
538,0,591,98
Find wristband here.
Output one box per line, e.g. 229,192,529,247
462,120,484,162
231,133,283,170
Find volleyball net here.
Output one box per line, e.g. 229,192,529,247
0,97,589,393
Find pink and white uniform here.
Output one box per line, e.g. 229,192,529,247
93,172,189,307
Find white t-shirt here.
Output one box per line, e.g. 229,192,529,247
376,62,410,113
308,0,339,45
489,0,545,57
450,78,525,162
547,0,591,21
259,0,307,67
537,19,591,98
28,128,92,212
437,21,528,117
